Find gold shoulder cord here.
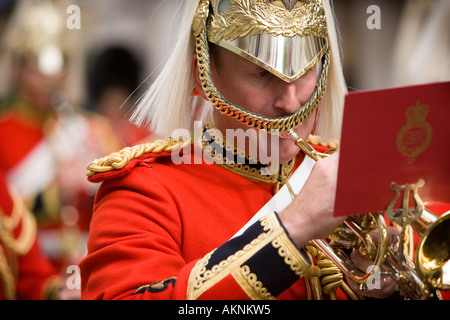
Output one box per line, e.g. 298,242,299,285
0,245,15,300
0,189,37,300
86,137,192,177
303,243,360,300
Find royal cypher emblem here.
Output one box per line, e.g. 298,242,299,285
396,100,433,164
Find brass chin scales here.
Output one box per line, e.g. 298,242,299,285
193,0,330,143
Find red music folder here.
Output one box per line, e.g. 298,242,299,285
334,81,450,217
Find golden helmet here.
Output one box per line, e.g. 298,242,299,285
192,0,330,135
3,0,71,76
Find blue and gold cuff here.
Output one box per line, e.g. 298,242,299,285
187,211,311,299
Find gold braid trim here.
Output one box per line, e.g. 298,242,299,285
187,212,310,300
187,226,279,299
231,265,275,300
86,137,192,177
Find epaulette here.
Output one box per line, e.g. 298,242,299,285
307,135,339,154
86,137,192,183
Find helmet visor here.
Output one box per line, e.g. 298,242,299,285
216,33,328,83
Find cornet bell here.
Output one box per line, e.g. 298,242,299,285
415,210,450,290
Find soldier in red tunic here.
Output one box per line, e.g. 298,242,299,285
80,0,448,300
0,0,123,271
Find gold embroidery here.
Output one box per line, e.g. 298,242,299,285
272,233,310,277
263,213,311,276
135,277,177,294
396,100,433,164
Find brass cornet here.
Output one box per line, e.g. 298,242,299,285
312,213,389,292
413,209,450,291
289,131,450,300
314,209,450,300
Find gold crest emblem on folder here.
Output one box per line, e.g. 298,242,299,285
396,101,433,164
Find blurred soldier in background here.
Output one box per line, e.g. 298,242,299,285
0,0,122,281
86,46,153,146
0,168,68,300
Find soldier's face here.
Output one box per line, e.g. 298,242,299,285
203,45,319,164
18,58,66,112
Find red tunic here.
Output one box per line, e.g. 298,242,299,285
80,141,352,300
0,110,43,172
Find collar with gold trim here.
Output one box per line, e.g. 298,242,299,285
201,118,295,186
